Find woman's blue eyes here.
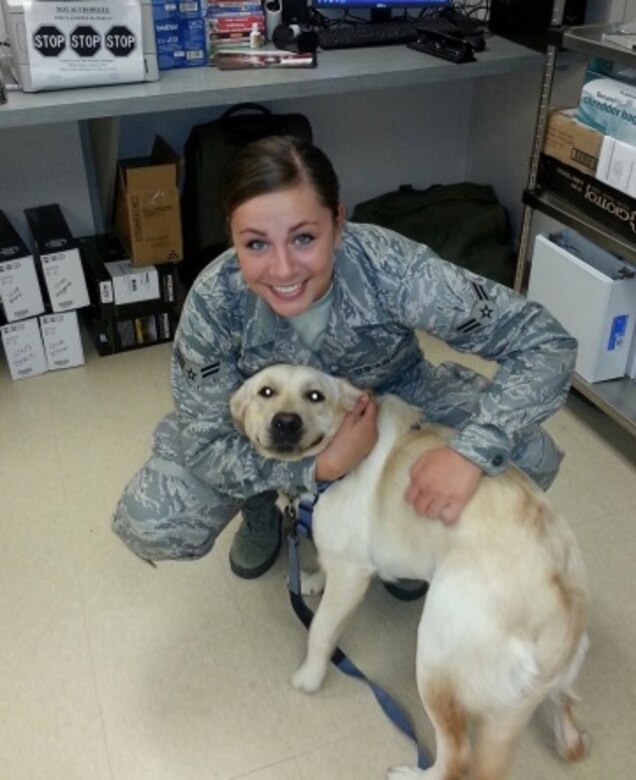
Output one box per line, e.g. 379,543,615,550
245,234,314,251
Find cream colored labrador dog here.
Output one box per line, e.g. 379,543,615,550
230,364,590,780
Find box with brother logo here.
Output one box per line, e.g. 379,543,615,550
114,136,184,266
24,204,90,313
0,210,45,322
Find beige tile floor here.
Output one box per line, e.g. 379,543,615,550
1,330,635,780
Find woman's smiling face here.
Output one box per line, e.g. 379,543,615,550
229,182,345,318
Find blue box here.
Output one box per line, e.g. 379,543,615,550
152,1,204,20
155,17,207,69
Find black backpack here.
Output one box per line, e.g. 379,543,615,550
180,103,313,289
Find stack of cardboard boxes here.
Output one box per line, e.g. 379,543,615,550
0,205,88,381
85,134,183,355
529,56,636,384
0,135,184,378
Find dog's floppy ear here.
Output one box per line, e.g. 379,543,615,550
335,376,366,411
229,380,251,435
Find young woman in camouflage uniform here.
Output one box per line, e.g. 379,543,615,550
113,136,576,588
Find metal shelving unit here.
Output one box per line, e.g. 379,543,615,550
514,10,636,439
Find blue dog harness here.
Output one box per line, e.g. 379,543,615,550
286,486,432,770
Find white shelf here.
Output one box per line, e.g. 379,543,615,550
0,37,542,128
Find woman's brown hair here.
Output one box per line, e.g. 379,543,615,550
220,136,341,220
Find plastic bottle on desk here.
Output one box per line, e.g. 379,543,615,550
250,23,264,49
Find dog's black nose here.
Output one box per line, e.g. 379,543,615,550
271,412,303,445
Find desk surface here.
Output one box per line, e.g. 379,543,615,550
0,37,542,128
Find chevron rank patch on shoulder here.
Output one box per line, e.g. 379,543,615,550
457,282,495,335
175,346,220,385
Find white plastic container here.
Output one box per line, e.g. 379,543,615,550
528,229,636,383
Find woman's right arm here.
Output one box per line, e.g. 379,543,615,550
171,283,317,500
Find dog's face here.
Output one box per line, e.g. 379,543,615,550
230,364,363,461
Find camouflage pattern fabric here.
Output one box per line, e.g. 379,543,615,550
112,222,576,562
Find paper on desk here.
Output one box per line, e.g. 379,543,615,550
23,0,144,91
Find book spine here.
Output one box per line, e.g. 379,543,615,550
210,15,264,32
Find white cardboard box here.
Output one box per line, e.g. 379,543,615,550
0,316,48,380
39,247,91,312
596,135,636,198
0,254,45,322
39,310,85,370
104,259,160,305
528,230,636,383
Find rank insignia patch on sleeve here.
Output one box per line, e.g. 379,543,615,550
175,347,220,385
457,282,495,335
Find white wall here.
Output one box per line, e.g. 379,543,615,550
0,124,93,244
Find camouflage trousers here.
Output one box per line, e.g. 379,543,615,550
112,361,564,563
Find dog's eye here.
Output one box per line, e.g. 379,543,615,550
306,390,325,403
258,386,275,398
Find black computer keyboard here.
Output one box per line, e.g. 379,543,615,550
317,22,419,50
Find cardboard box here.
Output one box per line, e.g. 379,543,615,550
528,230,636,383
544,109,636,200
114,136,183,266
39,310,85,371
155,16,207,69
1,0,159,92
0,316,48,380
79,234,177,317
24,204,90,312
86,308,176,356
597,135,636,198
537,155,636,246
151,1,205,20
0,210,46,322
543,109,602,177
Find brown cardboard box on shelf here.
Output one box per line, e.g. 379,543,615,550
543,108,602,178
114,136,183,266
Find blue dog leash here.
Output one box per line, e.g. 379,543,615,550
286,490,433,771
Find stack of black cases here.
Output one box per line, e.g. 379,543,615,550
79,234,180,355
0,206,88,380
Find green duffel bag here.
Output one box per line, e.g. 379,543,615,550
351,182,515,287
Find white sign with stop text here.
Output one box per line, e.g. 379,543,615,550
24,0,144,91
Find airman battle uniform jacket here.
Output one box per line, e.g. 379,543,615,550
168,222,576,502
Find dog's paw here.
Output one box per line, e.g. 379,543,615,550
291,662,325,693
301,568,326,597
557,729,591,763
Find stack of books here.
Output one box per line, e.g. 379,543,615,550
206,0,266,64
